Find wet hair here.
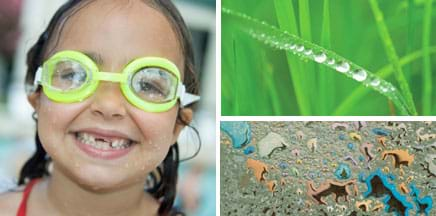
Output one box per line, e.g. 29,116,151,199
18,0,199,215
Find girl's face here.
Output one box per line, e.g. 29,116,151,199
28,0,191,191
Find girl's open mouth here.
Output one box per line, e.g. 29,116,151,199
73,131,136,160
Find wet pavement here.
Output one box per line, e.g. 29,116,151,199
220,121,435,216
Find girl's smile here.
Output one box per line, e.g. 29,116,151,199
73,127,138,160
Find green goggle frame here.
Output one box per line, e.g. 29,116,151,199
33,50,199,112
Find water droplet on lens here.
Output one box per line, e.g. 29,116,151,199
352,69,367,81
335,61,350,73
304,49,313,55
370,78,380,86
296,45,304,52
314,52,327,63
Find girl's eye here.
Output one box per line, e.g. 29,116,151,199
60,70,86,82
139,80,165,94
131,68,175,102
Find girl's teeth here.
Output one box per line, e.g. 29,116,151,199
77,132,131,150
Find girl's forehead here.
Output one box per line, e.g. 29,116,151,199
51,0,183,71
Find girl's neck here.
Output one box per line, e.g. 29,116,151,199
32,168,158,216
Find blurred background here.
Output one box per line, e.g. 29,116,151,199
0,0,215,215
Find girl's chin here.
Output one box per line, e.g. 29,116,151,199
60,164,142,192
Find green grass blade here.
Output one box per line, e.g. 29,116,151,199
334,46,436,115
422,0,433,115
368,0,417,115
274,0,311,115
222,7,412,115
405,0,416,82
319,0,332,115
298,0,317,114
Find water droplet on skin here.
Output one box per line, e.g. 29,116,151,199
335,61,350,73
352,69,367,81
314,52,327,63
296,45,304,52
304,49,313,55
370,78,380,86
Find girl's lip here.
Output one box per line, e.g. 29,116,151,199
72,132,135,160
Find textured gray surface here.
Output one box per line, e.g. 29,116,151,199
220,121,435,216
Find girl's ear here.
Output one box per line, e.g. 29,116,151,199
172,108,193,141
27,91,41,110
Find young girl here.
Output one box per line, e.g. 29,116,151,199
0,0,200,215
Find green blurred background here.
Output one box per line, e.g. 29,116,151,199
222,0,436,116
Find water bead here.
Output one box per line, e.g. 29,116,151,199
352,69,367,81
327,59,335,65
335,61,350,73
314,52,327,63
304,49,313,55
370,78,380,87
296,45,304,52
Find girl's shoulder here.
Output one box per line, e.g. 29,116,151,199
0,190,23,214
0,177,24,214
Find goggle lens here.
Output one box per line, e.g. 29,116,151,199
131,67,178,103
50,60,88,91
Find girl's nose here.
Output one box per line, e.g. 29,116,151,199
90,82,127,120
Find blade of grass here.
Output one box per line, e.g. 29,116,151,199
334,46,436,115
231,38,240,114
274,0,312,115
319,0,332,115
222,7,412,115
258,51,282,115
422,0,433,115
368,0,417,115
405,0,416,82
298,0,317,114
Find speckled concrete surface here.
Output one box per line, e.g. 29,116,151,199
220,121,435,216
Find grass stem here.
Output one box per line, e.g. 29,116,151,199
422,0,433,115
368,0,418,115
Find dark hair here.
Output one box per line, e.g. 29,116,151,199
19,0,199,215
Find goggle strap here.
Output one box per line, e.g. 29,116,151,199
181,93,201,107
34,67,43,86
177,83,200,107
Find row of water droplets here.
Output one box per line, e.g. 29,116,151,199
222,7,410,113
247,30,396,93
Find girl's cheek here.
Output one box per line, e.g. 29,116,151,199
37,97,88,154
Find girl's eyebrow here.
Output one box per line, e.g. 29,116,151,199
83,51,104,65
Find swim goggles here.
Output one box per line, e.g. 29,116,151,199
32,50,200,112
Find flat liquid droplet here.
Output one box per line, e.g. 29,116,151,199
370,78,380,86
296,45,304,52
314,53,327,63
304,49,313,55
352,69,367,81
335,62,350,73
